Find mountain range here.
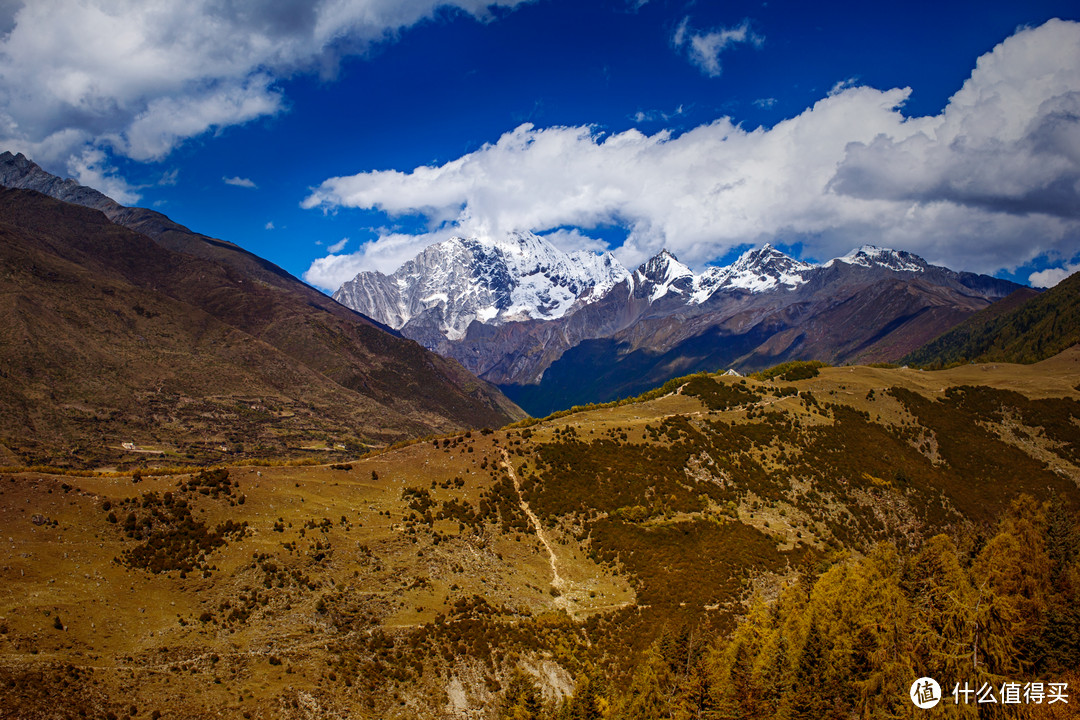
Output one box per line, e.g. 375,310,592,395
335,232,1023,415
0,150,1078,720
0,152,523,468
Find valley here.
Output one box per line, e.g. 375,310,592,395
2,7,1079,720
2,353,1078,718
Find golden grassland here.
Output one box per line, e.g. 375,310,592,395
0,350,1079,718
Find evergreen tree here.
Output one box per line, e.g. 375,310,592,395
563,670,606,720
1040,493,1080,672
621,646,673,720
501,669,544,720
786,616,830,720
1045,492,1078,590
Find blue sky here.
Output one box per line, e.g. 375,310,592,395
2,0,1079,289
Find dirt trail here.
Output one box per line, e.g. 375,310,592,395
500,449,564,593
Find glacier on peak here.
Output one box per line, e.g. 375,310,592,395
332,230,630,341
678,243,816,304
332,232,936,343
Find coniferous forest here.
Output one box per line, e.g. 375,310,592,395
519,495,1080,720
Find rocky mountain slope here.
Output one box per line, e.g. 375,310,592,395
1,353,1077,718
0,160,524,468
336,234,1022,415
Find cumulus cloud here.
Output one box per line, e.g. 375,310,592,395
224,176,258,189
68,148,142,205
673,17,763,77
830,19,1080,220
304,229,457,288
540,228,609,255
305,19,1080,284
0,0,530,185
1029,262,1079,288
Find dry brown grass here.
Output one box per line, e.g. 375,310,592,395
1,350,1078,717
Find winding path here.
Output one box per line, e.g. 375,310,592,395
500,449,565,593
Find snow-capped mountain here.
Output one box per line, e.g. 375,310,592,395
690,244,815,302
337,236,941,342
825,245,928,272
333,233,1022,415
334,231,628,342
632,249,695,302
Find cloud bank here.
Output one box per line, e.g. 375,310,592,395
303,19,1080,290
0,0,530,198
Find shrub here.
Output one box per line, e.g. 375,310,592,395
752,360,827,382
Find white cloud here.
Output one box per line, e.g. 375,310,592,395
305,19,1080,283
673,17,763,77
304,229,456,289
327,237,350,253
829,78,859,96
540,228,609,255
1029,262,1079,288
224,176,258,189
631,104,685,124
67,148,141,205
0,0,531,186
830,19,1080,221
265,221,275,230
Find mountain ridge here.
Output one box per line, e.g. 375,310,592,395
0,156,525,467
334,232,1023,415
903,270,1079,367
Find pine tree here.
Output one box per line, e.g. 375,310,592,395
501,669,544,720
786,616,830,720
908,534,975,681
563,670,606,720
1044,492,1078,591
621,646,673,720
704,593,771,719
1040,493,1080,672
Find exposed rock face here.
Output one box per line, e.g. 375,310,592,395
0,152,118,213
334,232,1022,415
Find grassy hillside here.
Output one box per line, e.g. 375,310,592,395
903,272,1080,367
1,352,1078,718
0,188,522,469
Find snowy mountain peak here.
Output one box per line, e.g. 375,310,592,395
634,249,695,301
333,230,629,344
828,245,927,272
637,249,693,282
731,244,811,274
333,235,948,349
690,244,814,302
